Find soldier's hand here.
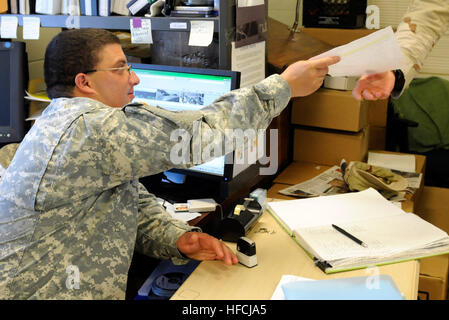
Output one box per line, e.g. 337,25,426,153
280,56,340,97
177,232,238,266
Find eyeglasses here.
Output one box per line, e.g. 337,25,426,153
83,64,133,75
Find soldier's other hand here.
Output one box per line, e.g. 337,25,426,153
177,232,238,266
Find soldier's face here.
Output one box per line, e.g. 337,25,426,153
87,43,140,108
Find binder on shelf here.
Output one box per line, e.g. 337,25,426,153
67,0,81,16
80,0,98,16
127,0,153,16
35,0,61,15
111,0,129,16
267,188,449,274
99,0,111,16
19,0,35,14
9,0,18,14
0,0,8,14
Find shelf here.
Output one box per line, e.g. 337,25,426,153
0,14,220,31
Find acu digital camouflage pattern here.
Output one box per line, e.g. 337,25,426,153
0,143,19,169
0,74,291,299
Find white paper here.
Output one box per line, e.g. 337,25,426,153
237,0,264,7
267,188,406,231
170,22,188,30
312,26,405,77
130,18,153,44
271,275,314,300
231,41,265,88
22,17,41,40
0,16,18,39
368,152,416,173
296,212,449,262
188,20,214,47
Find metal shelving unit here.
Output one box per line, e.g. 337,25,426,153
0,1,236,69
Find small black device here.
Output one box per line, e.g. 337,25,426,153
162,0,175,16
303,0,367,29
217,197,263,242
236,236,257,268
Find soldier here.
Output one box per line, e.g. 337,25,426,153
0,28,339,299
353,0,449,100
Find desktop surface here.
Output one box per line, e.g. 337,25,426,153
171,210,420,300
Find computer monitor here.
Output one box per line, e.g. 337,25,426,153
131,63,241,184
0,41,28,144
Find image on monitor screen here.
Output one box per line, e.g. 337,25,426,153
131,63,241,181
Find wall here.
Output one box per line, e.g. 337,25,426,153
267,0,449,80
16,27,61,82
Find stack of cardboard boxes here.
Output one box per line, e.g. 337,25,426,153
291,88,371,165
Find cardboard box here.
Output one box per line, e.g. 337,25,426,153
291,88,369,132
415,186,449,300
416,187,449,233
419,274,448,300
367,99,388,127
418,256,449,300
293,126,369,166
369,126,386,150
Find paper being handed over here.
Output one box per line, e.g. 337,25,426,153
311,26,405,77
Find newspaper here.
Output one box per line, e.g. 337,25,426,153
278,164,422,199
391,169,422,194
279,166,349,198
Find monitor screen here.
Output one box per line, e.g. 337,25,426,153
131,63,240,181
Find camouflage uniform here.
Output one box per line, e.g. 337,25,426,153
396,0,449,91
0,74,291,299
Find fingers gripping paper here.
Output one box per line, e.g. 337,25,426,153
312,26,405,77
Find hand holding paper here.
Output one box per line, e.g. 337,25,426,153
311,27,405,77
281,56,341,97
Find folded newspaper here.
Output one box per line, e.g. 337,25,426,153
278,165,422,200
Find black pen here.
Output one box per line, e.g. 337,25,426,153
332,224,368,248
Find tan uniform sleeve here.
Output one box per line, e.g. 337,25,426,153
396,0,449,92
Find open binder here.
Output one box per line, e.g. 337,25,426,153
267,188,449,274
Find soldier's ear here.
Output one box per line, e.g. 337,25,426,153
74,73,96,94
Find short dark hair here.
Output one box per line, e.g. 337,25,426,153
44,28,121,99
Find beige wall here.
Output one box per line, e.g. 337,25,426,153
16,27,61,82
267,0,301,28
